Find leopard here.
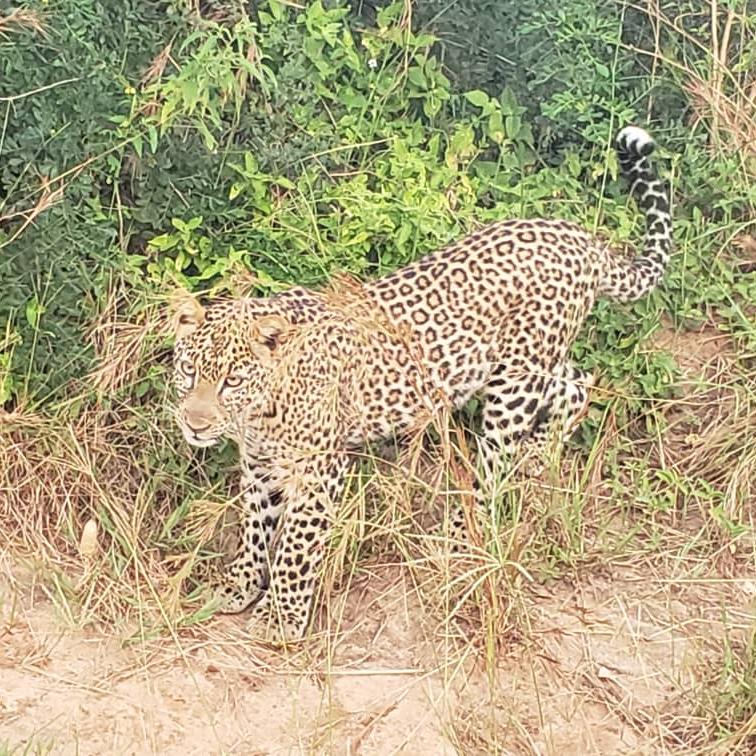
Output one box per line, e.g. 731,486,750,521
171,126,671,641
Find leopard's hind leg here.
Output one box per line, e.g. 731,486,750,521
446,361,592,545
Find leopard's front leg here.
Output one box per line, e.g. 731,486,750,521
247,452,350,642
215,462,285,613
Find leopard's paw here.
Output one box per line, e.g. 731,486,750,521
211,580,263,614
246,597,308,644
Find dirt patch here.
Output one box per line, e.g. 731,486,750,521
0,565,457,755
644,324,754,503
3,560,753,755
651,323,735,382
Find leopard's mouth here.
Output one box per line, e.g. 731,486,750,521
180,423,222,448
185,435,219,448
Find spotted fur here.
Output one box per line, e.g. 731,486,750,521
171,126,671,640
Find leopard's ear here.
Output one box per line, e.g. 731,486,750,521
172,294,206,340
252,315,289,348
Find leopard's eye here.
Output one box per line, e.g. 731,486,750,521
223,374,243,389
179,360,195,377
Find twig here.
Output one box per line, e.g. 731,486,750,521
0,77,83,103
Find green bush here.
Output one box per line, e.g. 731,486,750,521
1,0,754,408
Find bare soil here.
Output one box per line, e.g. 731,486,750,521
3,560,753,755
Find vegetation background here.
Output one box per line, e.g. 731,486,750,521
1,0,754,753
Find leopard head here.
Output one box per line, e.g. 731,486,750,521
171,296,288,447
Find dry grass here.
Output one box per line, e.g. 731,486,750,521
1,401,189,630
2,283,755,753
632,0,756,179
682,2,756,170
86,285,170,394
0,175,66,250
0,8,47,38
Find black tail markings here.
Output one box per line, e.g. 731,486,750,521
601,126,672,302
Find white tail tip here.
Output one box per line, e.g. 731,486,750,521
617,125,654,152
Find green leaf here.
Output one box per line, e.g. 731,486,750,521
196,119,217,151
179,78,200,112
465,90,490,108
413,33,437,47
488,111,505,144
25,299,41,329
244,152,258,175
269,0,285,21
423,93,441,117
595,62,610,77
149,233,179,251
147,125,159,153
504,114,521,139
407,66,427,89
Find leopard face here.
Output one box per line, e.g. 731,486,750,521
171,298,288,447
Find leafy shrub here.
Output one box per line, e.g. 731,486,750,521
1,0,753,409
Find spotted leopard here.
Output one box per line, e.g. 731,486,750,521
171,126,671,641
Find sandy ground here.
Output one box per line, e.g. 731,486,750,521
3,323,753,754
3,559,753,755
